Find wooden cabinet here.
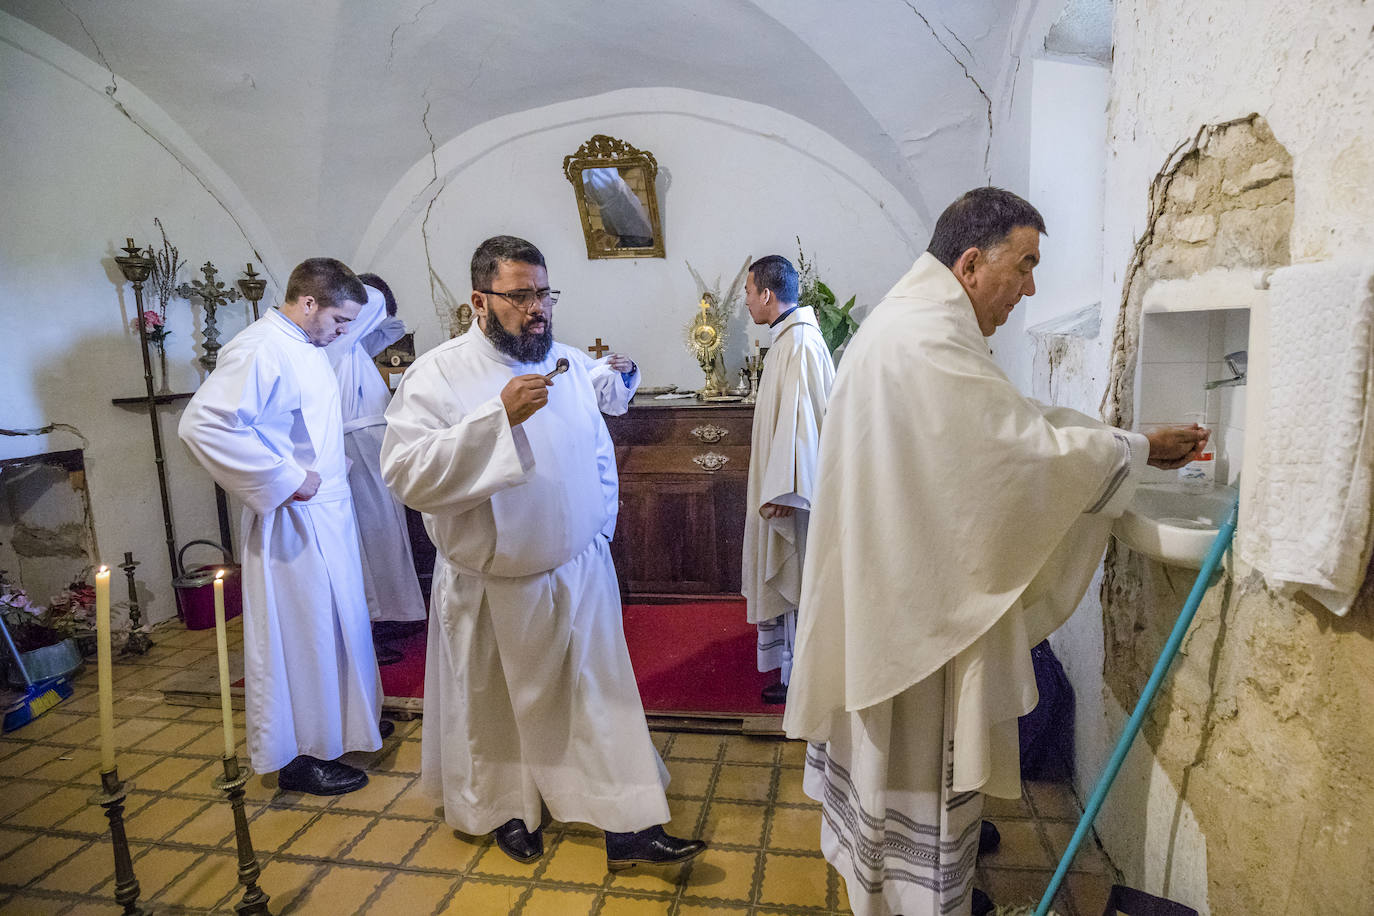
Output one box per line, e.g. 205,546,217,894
604,400,753,598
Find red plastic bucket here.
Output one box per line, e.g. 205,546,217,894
173,540,242,630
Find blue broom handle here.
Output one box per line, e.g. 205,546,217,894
0,612,34,686
1034,493,1239,916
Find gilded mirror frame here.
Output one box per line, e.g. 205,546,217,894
563,134,665,260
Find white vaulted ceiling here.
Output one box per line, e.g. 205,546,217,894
1,0,1069,259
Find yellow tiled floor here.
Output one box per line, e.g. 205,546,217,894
0,618,1118,914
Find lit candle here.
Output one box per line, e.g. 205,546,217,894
95,566,114,773
212,571,235,759
754,338,761,358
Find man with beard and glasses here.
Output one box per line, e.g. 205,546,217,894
380,236,705,870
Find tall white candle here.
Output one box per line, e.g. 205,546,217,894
212,571,235,759
95,566,114,773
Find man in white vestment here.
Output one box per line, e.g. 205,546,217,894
180,258,389,796
380,236,705,868
325,272,427,652
782,189,1211,916
740,255,835,705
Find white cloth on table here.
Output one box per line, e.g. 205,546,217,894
326,286,426,623
741,306,835,682
179,308,382,773
1238,259,1374,616
380,327,669,834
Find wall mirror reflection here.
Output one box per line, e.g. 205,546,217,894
563,134,665,259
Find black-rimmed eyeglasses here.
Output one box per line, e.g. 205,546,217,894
478,288,561,310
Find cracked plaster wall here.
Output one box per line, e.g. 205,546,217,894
1,19,269,626
356,89,926,383
1035,2,1374,914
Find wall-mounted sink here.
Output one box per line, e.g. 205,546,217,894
1112,483,1238,568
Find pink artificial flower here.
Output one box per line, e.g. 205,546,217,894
141,310,164,331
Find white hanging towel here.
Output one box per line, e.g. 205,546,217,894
1239,259,1374,615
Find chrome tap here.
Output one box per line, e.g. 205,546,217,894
1205,350,1247,389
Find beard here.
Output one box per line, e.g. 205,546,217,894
484,312,554,363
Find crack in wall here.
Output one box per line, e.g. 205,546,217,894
899,0,993,180
55,0,274,286
418,96,453,332
388,0,441,72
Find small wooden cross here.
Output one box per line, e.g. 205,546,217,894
587,338,610,358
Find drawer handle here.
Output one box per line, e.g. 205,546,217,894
692,451,730,473
691,424,729,444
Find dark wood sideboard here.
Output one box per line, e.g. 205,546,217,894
604,398,753,599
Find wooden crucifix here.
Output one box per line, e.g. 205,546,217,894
587,338,610,358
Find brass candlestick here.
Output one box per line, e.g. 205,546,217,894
237,263,267,321
90,768,149,915
118,552,152,657
115,239,180,583
213,755,272,915
178,261,241,371
742,354,762,405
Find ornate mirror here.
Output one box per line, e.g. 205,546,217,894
563,134,665,260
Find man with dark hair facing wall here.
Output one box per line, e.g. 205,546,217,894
740,254,835,705
782,189,1210,915
180,257,389,797
380,236,705,870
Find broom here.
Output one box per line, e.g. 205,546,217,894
0,612,74,733
1032,493,1240,916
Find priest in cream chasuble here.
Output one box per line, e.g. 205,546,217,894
782,189,1209,916
740,255,835,703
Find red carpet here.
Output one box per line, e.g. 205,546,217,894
622,599,780,716
233,599,778,717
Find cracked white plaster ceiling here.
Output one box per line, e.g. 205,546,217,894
2,0,1034,259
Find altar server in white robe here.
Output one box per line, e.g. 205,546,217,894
782,188,1211,916
180,257,388,797
380,235,705,868
740,255,835,705
325,272,427,629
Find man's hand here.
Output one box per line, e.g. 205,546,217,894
1145,424,1210,469
291,470,322,502
760,502,795,519
605,353,635,374
501,374,551,426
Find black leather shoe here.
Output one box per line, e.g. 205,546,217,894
971,887,994,916
277,755,368,796
605,825,707,870
493,818,543,863
378,719,395,740
979,819,1000,856
761,681,788,704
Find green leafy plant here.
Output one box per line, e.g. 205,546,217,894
796,241,860,355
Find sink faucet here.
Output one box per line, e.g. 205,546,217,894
1205,350,1247,389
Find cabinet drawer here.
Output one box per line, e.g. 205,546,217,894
607,408,753,447
616,444,750,476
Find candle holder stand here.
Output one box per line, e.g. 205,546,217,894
213,754,272,915
114,239,180,587
237,263,267,322
118,552,153,657
742,354,762,405
90,768,150,915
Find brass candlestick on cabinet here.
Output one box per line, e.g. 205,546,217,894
213,754,272,915
178,261,241,371
90,768,149,915
115,239,179,583
237,263,267,321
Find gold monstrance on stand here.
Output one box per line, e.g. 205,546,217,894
685,293,728,398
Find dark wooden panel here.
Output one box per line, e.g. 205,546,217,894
606,401,753,598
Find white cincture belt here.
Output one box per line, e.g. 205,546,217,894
307,480,354,504
342,414,386,435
